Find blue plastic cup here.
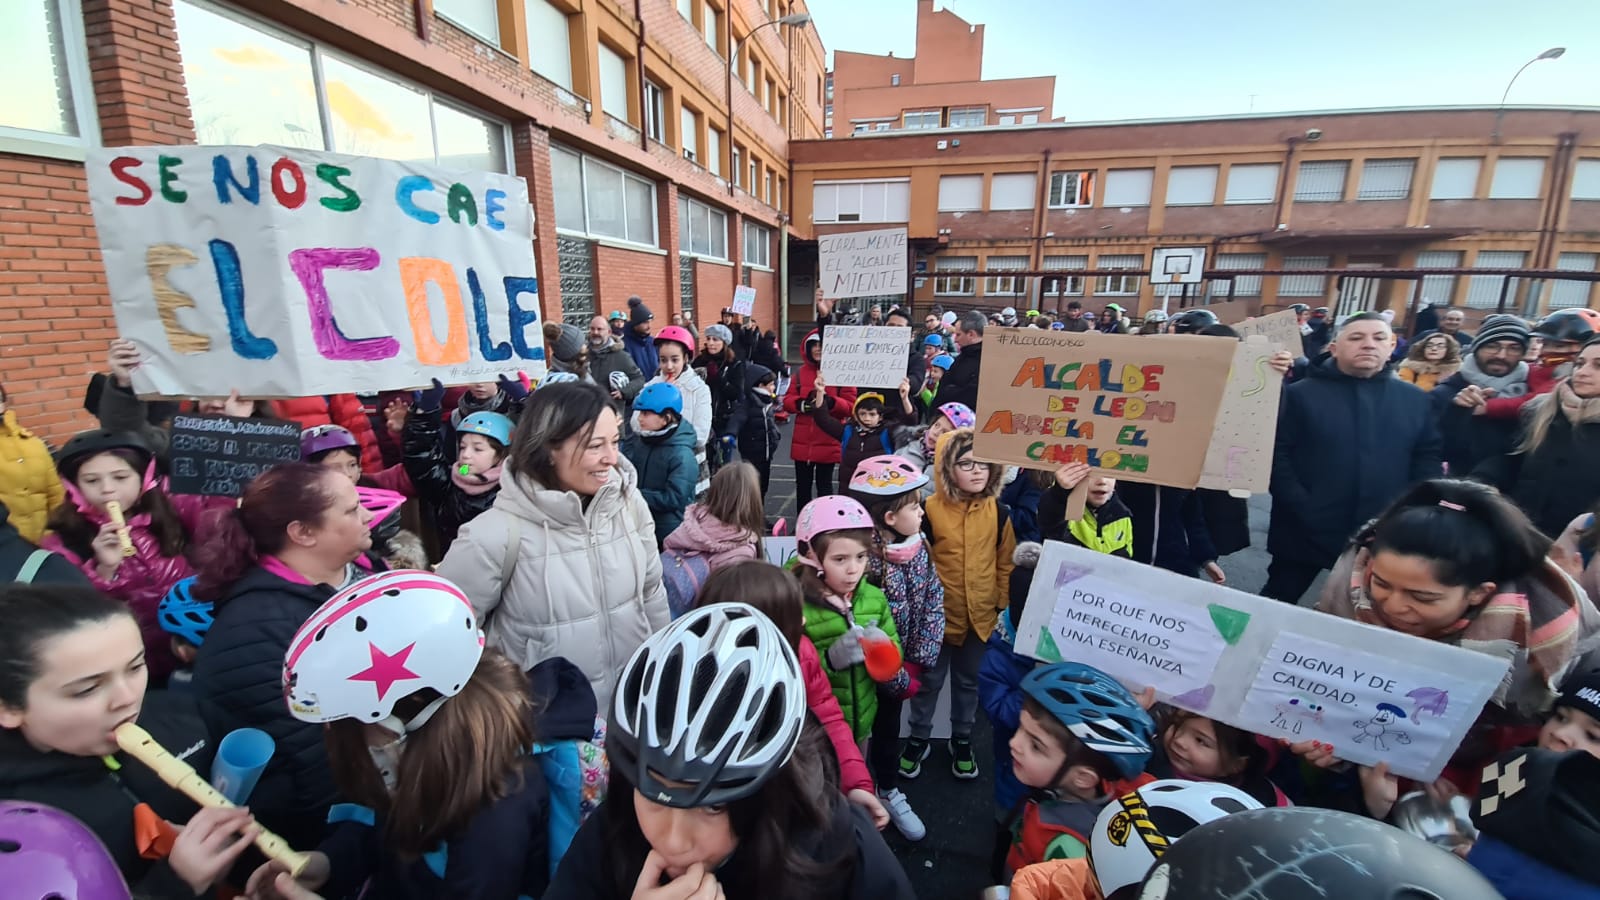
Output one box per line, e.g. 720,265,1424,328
211,728,274,805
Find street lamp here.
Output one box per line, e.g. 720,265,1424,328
1493,47,1565,142
735,11,811,65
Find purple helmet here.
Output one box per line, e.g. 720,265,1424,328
301,424,358,460
937,402,976,430
0,801,130,899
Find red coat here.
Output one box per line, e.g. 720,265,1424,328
272,395,382,473
783,358,855,464
801,637,873,795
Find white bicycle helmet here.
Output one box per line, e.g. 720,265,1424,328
610,602,806,808
283,570,484,726
1090,779,1261,899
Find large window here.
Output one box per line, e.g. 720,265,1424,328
935,256,976,296
1049,171,1094,208
707,127,723,177
1165,166,1218,206
1430,158,1481,200
1294,160,1348,202
1358,159,1416,200
1103,169,1153,207
812,179,910,223
1573,159,1600,200
552,146,658,246
1225,164,1280,205
702,2,721,55
1489,158,1545,200
1551,252,1598,309
903,110,940,130
680,105,700,163
434,0,499,43
598,43,631,122
1466,250,1527,308
679,195,728,259
1211,253,1267,296
744,221,772,268
643,81,666,142
1042,255,1087,296
984,256,1027,295
949,106,987,128
938,175,984,212
177,1,507,170
1278,255,1329,298
3,0,97,154
1094,254,1142,296
990,173,1037,211
525,0,574,90
1412,251,1463,307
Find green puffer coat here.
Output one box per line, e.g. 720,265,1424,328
800,578,903,741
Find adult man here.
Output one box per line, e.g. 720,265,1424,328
1302,307,1333,358
932,311,986,412
1265,312,1441,604
587,315,647,405
1417,308,1474,349
624,295,658,376
1062,301,1091,333
1432,315,1531,474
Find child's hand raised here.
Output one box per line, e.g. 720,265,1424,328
898,376,911,397
812,375,827,403
108,339,142,388
1054,462,1092,490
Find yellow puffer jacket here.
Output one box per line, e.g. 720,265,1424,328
924,427,1016,645
0,410,63,543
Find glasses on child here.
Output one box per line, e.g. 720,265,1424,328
954,457,981,472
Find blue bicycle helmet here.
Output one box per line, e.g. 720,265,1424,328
457,411,513,447
635,382,684,417
931,353,954,371
923,333,945,349
157,577,213,647
1021,663,1155,778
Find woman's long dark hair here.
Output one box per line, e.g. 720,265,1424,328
190,463,343,602
601,724,855,900
46,449,188,560
1356,478,1549,588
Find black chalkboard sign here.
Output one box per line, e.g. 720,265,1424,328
168,414,302,496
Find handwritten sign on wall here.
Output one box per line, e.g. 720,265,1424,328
973,328,1235,488
167,414,301,496
818,227,907,300
1197,335,1283,494
821,325,912,389
87,146,542,398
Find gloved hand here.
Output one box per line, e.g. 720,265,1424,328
901,661,924,699
608,370,630,392
414,378,447,413
826,626,866,670
498,373,530,402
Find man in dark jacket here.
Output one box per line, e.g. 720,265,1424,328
1265,312,1442,604
0,501,89,584
932,310,986,412
587,315,646,405
1431,315,1531,474
1302,307,1333,359
623,296,658,377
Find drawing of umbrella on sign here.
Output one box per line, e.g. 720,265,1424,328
1407,687,1449,718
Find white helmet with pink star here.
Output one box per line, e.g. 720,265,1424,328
282,570,485,725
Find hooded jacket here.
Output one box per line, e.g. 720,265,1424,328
663,503,760,570
0,409,62,542
0,691,213,899
924,428,1017,645
813,395,920,495
589,338,646,403
622,415,699,543
402,405,501,554
800,573,903,741
644,368,712,494
1117,482,1216,576
725,363,780,460
272,394,382,473
436,456,670,711
783,332,855,464
695,350,748,439
1037,484,1134,559
1474,385,1600,539
622,330,659,379
1269,356,1441,568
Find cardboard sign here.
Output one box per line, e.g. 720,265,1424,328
1197,335,1283,495
167,414,302,496
973,328,1236,488
1234,308,1306,358
1015,542,1509,781
821,325,912,389
732,285,757,316
87,146,542,398
764,536,799,569
819,228,907,300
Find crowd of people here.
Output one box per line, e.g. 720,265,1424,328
2,291,1599,900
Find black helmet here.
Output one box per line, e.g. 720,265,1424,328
1288,303,1311,314
55,430,153,480
1534,308,1600,344
1169,309,1220,335
1138,807,1503,900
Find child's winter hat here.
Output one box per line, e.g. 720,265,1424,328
1555,665,1600,722
853,392,886,416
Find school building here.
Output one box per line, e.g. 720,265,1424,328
3,0,823,439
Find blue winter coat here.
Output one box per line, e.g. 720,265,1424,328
622,419,699,545
624,331,659,380
1001,474,1044,545
1469,836,1600,900
979,608,1034,814
1269,358,1442,568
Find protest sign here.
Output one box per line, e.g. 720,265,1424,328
764,536,799,569
167,414,302,496
732,285,757,316
87,146,542,398
821,325,912,389
1014,542,1508,781
973,328,1236,488
1234,308,1306,358
818,228,907,300
1197,335,1282,494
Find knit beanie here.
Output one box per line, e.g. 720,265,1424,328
703,323,733,345
628,296,654,327
546,322,585,363
1476,314,1532,349
1554,665,1600,721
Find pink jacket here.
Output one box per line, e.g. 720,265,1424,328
801,637,873,795
662,504,759,570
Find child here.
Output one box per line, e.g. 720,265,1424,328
664,460,764,569
300,424,426,569
41,430,225,685
812,377,920,495
403,382,513,556
545,602,916,900
1038,462,1134,557
920,354,953,410
622,382,699,547
1006,663,1156,873
1150,709,1288,807
896,402,975,499
905,427,1017,782
724,364,781,497
847,455,944,842
1540,665,1600,758
793,496,908,744
1467,747,1600,898
693,561,889,830
156,576,208,692
646,326,712,496
783,330,855,510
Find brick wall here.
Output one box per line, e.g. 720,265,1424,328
595,244,674,314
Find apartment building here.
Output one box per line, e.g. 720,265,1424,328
787,107,1600,327
3,0,823,438
827,0,1054,139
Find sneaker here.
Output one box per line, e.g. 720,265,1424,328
898,737,931,779
950,737,980,780
879,787,926,841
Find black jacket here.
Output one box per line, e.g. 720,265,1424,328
1474,398,1600,539
1269,358,1442,568
932,340,982,412
1118,482,1218,576
1198,488,1252,558
1037,483,1135,559
695,352,748,439
0,691,214,898
404,407,501,554
1431,372,1523,475
0,501,89,584
727,364,780,460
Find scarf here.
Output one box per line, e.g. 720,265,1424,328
1456,354,1530,397
1324,545,1588,717
1554,381,1600,426
451,464,502,496
882,532,924,564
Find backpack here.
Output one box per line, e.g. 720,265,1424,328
841,424,895,457
923,499,1012,552
660,549,712,619
530,715,608,878
12,549,50,583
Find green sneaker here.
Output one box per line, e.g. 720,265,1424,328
898,737,931,779
950,737,979,780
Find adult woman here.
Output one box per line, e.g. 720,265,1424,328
0,384,61,543
784,330,855,510
695,323,748,469
1476,337,1600,538
1397,332,1462,391
188,463,380,850
544,321,592,382
437,381,669,710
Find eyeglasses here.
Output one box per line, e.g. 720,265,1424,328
954,458,982,472
1479,342,1525,357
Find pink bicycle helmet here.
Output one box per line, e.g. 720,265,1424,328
849,454,929,496
796,495,874,545
654,325,697,357
938,402,976,430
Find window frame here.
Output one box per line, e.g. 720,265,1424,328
433,0,501,46
902,109,941,130
643,80,666,143
983,256,1027,296
524,0,575,91
1357,158,1416,201
1102,169,1154,207
948,106,987,128
1041,255,1088,296
743,220,772,269
1293,160,1350,203
1093,254,1142,296
3,0,101,159
934,256,977,297
1164,165,1218,207
552,145,660,249
678,194,728,260
1429,158,1482,201
1489,157,1547,200
1224,163,1280,205
990,173,1037,211
1277,255,1330,298
1048,171,1095,208
937,174,984,212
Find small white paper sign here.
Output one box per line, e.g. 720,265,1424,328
820,325,911,389
732,285,756,316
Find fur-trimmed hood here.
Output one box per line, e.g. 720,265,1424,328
933,427,1004,503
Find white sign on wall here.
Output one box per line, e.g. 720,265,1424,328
819,227,907,300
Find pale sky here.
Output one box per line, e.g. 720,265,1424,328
803,0,1600,122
